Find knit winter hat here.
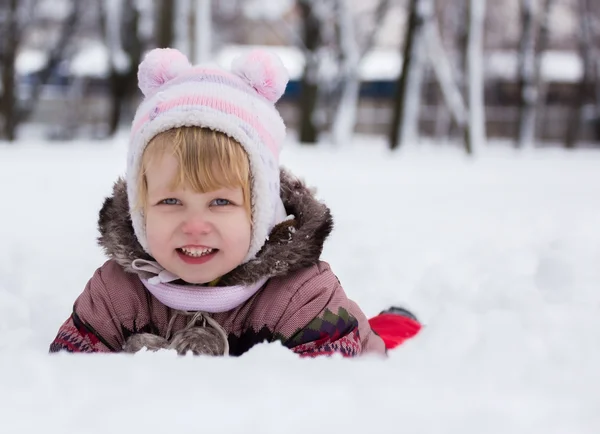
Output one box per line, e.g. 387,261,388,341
127,48,289,263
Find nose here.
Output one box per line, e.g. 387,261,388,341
181,212,213,236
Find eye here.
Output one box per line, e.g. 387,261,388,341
159,198,181,205
211,198,231,207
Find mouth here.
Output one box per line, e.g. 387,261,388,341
176,246,219,265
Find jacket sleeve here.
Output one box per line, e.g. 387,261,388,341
49,262,129,353
273,263,386,358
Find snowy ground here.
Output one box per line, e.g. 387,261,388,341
1,133,599,433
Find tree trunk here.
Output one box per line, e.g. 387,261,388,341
0,0,18,141
194,0,212,63
331,0,358,146
565,0,594,148
156,0,175,48
332,75,360,146
17,0,79,126
188,0,197,62
454,0,471,146
516,0,537,148
531,0,556,144
359,0,391,59
331,0,391,146
465,0,486,154
389,0,432,150
424,15,468,145
102,0,141,136
107,75,127,136
298,1,321,145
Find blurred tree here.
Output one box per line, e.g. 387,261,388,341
516,0,536,148
0,0,79,141
100,0,143,136
0,0,19,141
566,0,598,148
437,0,471,148
297,0,324,144
465,0,486,153
156,0,175,48
389,0,468,152
424,4,469,152
19,1,80,125
389,0,432,150
331,0,391,146
517,0,556,149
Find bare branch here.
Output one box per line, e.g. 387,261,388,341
359,0,391,59
15,0,38,41
17,0,81,124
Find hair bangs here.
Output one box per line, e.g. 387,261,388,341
138,127,251,216
172,128,249,195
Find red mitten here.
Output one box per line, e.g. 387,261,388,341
369,313,421,350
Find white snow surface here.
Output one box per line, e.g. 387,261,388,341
1,134,600,433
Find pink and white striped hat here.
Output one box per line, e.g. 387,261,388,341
127,48,290,262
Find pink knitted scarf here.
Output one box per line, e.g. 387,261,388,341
132,259,267,313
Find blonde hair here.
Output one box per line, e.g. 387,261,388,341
137,127,252,219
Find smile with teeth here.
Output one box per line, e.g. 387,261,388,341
179,247,216,257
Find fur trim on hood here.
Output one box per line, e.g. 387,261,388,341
97,168,333,286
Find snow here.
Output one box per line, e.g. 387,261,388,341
215,44,306,79
69,42,111,78
215,44,404,81
17,44,114,79
358,48,403,81
487,50,583,83
215,44,584,85
1,133,600,433
242,0,294,21
14,41,580,84
15,49,48,75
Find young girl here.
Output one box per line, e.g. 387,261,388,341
49,48,420,357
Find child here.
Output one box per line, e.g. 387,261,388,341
49,48,419,357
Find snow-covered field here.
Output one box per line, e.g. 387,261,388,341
1,134,599,433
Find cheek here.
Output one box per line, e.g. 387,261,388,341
241,222,252,245
225,214,252,246
145,212,169,247
242,220,252,248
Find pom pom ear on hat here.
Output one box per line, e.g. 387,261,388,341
138,48,192,97
231,49,289,103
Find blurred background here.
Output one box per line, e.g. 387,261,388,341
1,0,599,152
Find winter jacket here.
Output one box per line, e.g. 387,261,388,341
49,169,386,357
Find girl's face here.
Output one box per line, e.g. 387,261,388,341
144,153,251,284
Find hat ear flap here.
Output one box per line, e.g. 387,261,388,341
138,48,192,98
231,50,289,103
